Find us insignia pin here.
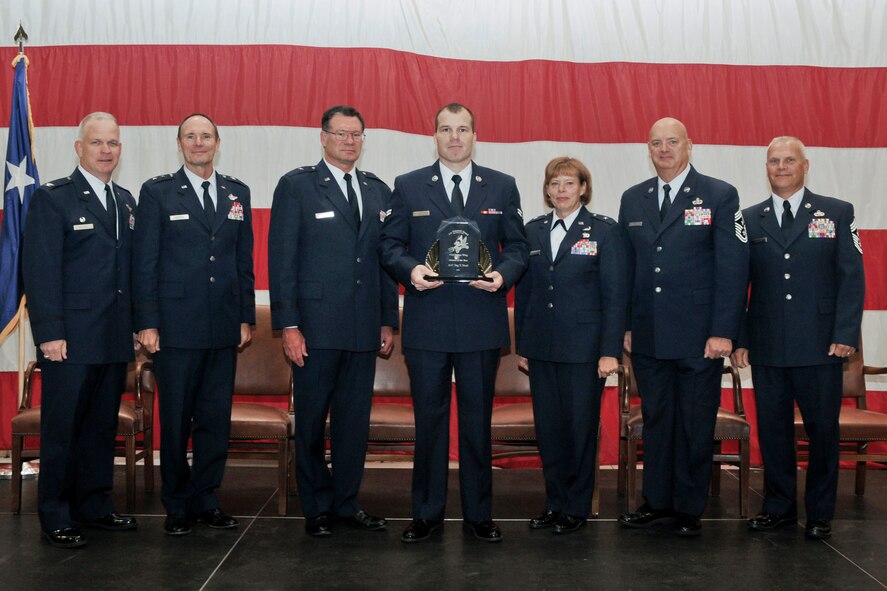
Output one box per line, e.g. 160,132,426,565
647,187,654,193
323,177,330,182
683,187,690,193
431,175,439,182
79,217,86,222
181,185,188,189
804,203,811,209
475,175,482,182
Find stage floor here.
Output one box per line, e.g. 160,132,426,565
1,463,885,590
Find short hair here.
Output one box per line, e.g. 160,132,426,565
434,103,475,132
321,105,365,132
78,112,118,140
177,113,219,139
767,135,807,159
543,157,593,208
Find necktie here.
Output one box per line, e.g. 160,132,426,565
343,173,360,228
781,200,794,236
201,180,214,227
451,174,464,216
659,184,671,221
104,184,117,238
552,218,566,232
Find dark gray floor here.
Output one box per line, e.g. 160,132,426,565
1,463,886,590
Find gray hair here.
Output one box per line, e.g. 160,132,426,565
767,136,807,159
78,112,118,140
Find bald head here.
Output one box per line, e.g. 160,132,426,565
648,117,692,182
766,136,809,198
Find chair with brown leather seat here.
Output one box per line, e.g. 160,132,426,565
224,305,295,516
11,355,155,514
794,341,887,495
617,353,750,517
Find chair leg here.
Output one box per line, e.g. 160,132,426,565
11,435,24,514
277,440,288,516
626,439,638,512
144,428,155,493
854,443,867,495
287,440,297,495
617,438,627,498
740,440,750,518
125,435,136,513
710,442,722,497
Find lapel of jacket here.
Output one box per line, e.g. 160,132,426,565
461,163,488,220
758,197,784,246
213,172,232,234
173,167,212,233
317,160,358,234
655,166,697,238
72,169,115,239
783,188,815,247
640,178,661,231
426,162,454,218
554,208,590,264
533,213,555,263
356,168,377,241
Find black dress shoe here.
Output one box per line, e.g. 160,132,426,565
195,508,238,529
618,504,675,528
805,520,832,540
89,512,137,531
401,519,442,543
671,513,702,537
43,527,87,549
528,510,558,529
553,514,586,535
463,520,503,542
748,512,798,531
342,510,387,531
305,513,334,537
164,515,192,536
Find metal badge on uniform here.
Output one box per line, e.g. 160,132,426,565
73,223,94,231
412,210,431,217
684,207,712,226
228,202,244,221
683,187,690,193
692,197,703,206
315,211,335,219
170,214,189,221
808,218,836,238
475,175,482,182
813,210,825,217
480,208,503,215
228,194,237,201
79,216,86,222
570,239,597,256
529,249,541,256
431,175,439,182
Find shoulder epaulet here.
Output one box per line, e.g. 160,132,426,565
592,213,616,225
361,170,380,180
42,176,72,190
291,166,317,176
527,214,547,224
220,173,247,187
145,173,175,185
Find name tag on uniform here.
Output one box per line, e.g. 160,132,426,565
169,214,189,221
808,218,836,238
315,211,335,219
570,239,597,256
529,249,541,256
628,221,643,227
684,207,712,225
412,210,430,217
73,223,94,231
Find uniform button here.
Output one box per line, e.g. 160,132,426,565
117,289,123,295
210,277,216,283
356,257,362,263
549,265,555,271
784,253,790,259
656,246,663,252
356,279,362,285
654,267,661,273
548,285,554,291
210,236,215,241
547,303,553,309
784,273,790,280
655,287,662,293
785,294,792,300
209,255,216,262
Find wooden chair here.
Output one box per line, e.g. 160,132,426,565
225,305,295,515
11,355,155,513
617,353,750,517
794,341,887,494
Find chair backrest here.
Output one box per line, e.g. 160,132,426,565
233,306,292,398
373,325,411,397
494,308,531,397
843,339,866,406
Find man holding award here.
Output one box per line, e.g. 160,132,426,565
380,103,529,543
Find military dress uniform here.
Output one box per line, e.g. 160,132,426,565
514,208,627,520
379,161,529,525
618,165,749,519
268,160,398,520
740,189,864,521
22,168,137,533
133,167,255,519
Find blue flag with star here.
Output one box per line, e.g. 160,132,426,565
0,56,39,342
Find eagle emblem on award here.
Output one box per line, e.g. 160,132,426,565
424,217,493,282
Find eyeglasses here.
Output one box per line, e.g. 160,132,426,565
324,129,365,142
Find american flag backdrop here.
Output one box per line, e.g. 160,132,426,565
0,0,885,457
